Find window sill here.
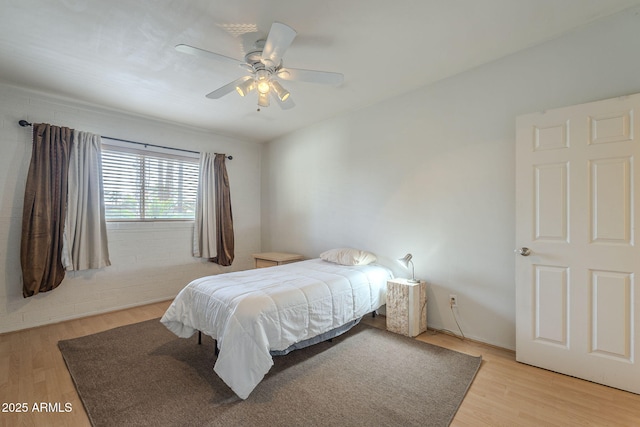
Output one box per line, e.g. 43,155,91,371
107,221,194,231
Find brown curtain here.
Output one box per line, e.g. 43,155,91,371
211,153,234,266
21,123,72,297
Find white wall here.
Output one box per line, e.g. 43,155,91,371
261,6,640,349
0,84,261,333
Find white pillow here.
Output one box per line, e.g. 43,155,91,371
320,248,377,266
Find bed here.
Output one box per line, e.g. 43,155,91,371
161,252,393,399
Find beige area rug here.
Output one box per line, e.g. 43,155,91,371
58,319,481,426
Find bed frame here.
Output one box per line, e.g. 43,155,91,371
197,310,378,356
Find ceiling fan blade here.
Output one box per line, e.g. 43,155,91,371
205,76,252,99
175,44,243,67
261,22,297,67
277,67,344,86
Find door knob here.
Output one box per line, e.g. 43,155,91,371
515,247,532,256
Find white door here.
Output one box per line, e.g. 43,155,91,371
515,93,640,393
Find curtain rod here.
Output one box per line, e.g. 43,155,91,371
18,120,232,160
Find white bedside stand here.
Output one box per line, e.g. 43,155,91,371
386,278,427,337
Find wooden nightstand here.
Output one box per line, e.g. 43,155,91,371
386,278,427,337
252,252,304,268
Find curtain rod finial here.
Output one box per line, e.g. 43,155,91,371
18,120,32,127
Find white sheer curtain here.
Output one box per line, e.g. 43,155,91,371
193,152,216,258
62,130,111,271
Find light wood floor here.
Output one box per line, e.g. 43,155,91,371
1,301,639,427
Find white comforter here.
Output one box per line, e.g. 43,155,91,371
161,258,393,399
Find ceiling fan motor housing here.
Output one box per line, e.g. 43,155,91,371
244,45,282,76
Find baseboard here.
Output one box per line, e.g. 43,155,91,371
0,298,173,337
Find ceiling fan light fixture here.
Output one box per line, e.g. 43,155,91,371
235,78,255,97
255,69,271,95
270,80,290,102
257,79,271,95
258,91,270,107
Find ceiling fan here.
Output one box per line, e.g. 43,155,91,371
176,22,344,110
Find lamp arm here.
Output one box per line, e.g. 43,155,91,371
409,260,418,283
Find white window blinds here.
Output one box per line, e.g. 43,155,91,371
101,145,199,221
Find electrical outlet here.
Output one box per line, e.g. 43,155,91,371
449,294,458,307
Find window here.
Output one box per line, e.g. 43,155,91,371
101,145,199,221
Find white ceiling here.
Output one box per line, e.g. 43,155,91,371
1,0,639,142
